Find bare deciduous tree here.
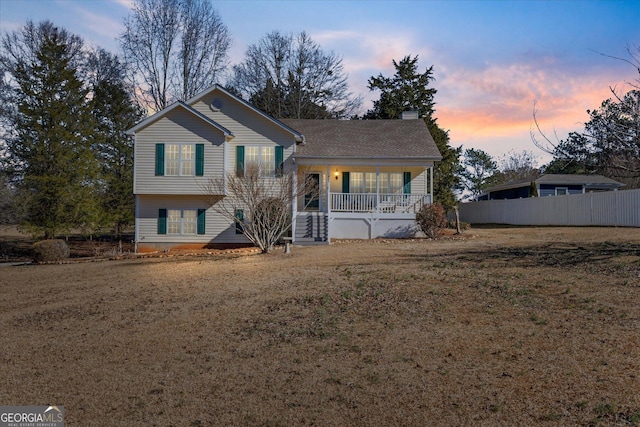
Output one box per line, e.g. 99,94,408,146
120,0,231,112
496,150,539,183
531,45,640,188
229,31,361,119
203,165,318,253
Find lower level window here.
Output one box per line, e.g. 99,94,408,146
168,209,197,235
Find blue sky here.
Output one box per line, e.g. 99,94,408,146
1,0,639,165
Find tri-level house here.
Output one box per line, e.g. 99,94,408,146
127,85,442,252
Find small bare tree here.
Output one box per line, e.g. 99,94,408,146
203,164,317,253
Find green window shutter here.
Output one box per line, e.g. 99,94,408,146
342,171,350,193
403,172,411,194
195,144,204,176
236,146,245,177
157,209,167,234
197,208,206,235
235,209,244,234
275,145,284,177
155,144,165,176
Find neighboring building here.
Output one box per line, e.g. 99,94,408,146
478,174,625,200
127,85,442,251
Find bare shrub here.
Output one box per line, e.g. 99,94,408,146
416,203,447,239
32,239,70,262
203,164,318,253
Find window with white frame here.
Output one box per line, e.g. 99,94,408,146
351,172,403,193
380,173,404,194
350,172,377,193
555,187,568,196
245,146,275,177
165,144,195,176
167,209,197,234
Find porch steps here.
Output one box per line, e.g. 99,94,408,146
294,212,329,245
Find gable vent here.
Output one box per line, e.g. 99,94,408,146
210,98,223,111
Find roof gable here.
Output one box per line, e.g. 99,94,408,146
126,101,233,138
127,85,304,142
186,85,304,142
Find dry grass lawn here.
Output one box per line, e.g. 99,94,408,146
1,227,640,426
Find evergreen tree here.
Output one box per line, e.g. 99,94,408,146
366,55,461,210
458,148,499,200
1,21,100,238
365,55,436,120
88,49,144,241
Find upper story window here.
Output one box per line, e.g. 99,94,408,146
246,146,275,177
236,145,284,178
155,143,204,177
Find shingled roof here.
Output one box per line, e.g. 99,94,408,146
282,119,442,159
482,174,625,194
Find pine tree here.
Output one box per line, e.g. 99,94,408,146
366,55,461,211
3,22,100,238
88,50,144,242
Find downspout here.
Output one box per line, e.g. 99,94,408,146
133,134,139,253
223,136,229,194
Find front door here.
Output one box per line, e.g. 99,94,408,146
304,173,320,210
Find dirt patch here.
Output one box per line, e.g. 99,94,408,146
1,227,640,426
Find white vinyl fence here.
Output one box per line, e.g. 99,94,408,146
459,189,640,227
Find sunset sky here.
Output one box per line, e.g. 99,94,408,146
1,0,639,165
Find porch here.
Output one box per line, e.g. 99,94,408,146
293,164,435,243
330,193,431,214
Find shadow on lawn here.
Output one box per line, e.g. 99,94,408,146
403,241,640,271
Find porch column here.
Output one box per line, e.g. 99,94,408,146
292,164,298,243
429,166,434,204
326,164,331,214
326,164,331,244
375,166,380,213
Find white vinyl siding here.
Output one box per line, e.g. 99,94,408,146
134,94,297,195
189,94,296,179
133,109,225,195
137,195,250,244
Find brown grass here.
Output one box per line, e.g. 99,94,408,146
1,227,640,426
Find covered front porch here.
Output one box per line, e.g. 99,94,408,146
293,162,435,242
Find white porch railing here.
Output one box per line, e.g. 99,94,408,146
330,193,431,214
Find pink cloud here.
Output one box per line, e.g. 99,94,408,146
436,62,630,143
